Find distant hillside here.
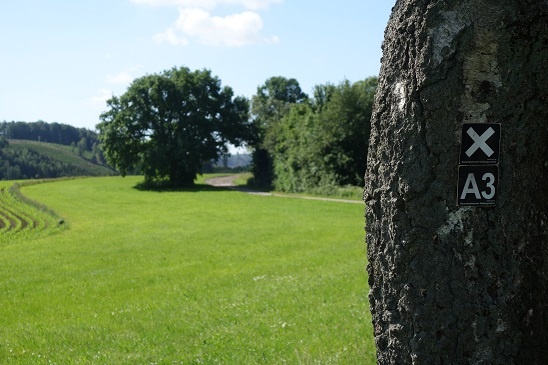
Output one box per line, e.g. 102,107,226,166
0,139,116,180
218,153,251,168
231,153,251,168
0,120,98,149
203,152,251,174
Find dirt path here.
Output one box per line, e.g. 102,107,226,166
204,175,240,187
205,175,364,204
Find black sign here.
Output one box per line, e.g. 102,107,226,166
460,123,501,164
457,165,498,207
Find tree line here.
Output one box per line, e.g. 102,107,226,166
0,121,111,180
97,66,377,190
0,120,99,150
249,76,377,192
0,139,102,180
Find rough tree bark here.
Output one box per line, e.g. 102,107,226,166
364,1,547,364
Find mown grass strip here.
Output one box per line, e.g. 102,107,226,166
0,180,65,245
0,207,15,232
0,190,22,233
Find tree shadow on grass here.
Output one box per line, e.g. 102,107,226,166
133,180,228,193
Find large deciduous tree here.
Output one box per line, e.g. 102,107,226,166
97,67,250,187
364,1,547,364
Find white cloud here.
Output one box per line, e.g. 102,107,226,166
154,7,279,47
106,71,134,85
153,28,189,46
89,89,113,107
106,65,143,85
130,0,282,11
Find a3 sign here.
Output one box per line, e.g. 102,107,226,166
457,123,501,207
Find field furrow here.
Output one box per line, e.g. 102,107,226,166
0,208,18,232
9,208,33,231
0,181,64,244
0,209,14,232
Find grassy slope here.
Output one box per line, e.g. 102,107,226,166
7,139,115,176
0,176,375,364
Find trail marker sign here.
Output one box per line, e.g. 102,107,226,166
457,165,498,206
457,123,501,207
460,123,501,164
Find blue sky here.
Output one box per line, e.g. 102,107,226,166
0,0,395,130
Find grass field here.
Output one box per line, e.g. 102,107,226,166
0,176,375,364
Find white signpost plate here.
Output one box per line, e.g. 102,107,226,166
457,165,499,206
460,123,501,164
457,123,501,207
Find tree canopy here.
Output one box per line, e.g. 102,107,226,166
249,76,308,188
250,76,377,191
97,67,251,187
0,120,99,150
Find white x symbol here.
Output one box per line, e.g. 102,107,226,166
465,127,494,157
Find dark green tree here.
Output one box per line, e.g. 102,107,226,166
97,67,251,187
0,136,8,149
77,137,87,156
250,76,308,188
271,103,320,192
316,77,377,186
271,77,377,192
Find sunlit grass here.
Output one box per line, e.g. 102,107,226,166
0,176,375,364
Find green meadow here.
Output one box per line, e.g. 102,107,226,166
0,176,375,364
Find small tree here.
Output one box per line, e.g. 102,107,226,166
97,67,251,187
76,137,87,156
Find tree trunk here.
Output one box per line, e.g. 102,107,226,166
364,1,548,364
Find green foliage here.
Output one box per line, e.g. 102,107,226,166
0,121,105,171
314,77,378,186
248,147,274,188
97,67,251,187
0,176,376,363
0,140,115,179
299,184,365,201
0,120,99,149
251,76,308,136
269,77,378,193
272,103,331,192
0,136,8,149
249,77,308,188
